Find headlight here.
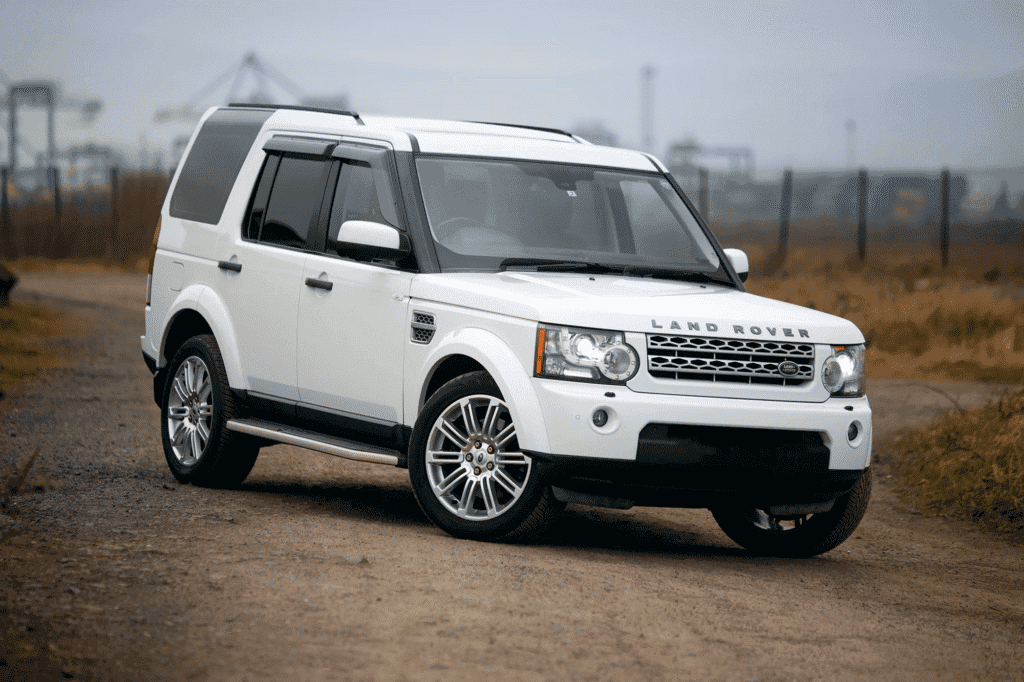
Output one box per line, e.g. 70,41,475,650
535,324,639,383
822,344,865,397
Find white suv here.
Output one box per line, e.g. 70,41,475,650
142,104,872,557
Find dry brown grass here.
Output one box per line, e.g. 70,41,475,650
1,256,149,275
887,389,1024,543
1,170,167,266
0,302,78,399
735,243,1024,383
715,218,1024,287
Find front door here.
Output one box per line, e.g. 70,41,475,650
296,151,413,428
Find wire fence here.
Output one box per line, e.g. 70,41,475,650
675,165,1024,267
0,163,1022,269
0,166,168,264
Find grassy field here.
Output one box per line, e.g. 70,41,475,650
0,302,76,399
734,242,1024,383
886,388,1024,543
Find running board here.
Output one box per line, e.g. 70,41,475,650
226,418,401,466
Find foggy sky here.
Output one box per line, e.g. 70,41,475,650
2,0,1022,175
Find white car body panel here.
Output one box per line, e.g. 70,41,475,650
531,378,871,469
297,254,413,424
403,306,551,454
409,272,865,343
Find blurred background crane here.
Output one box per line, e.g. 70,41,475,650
154,51,350,167
2,69,105,190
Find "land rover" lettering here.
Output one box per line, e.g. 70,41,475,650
652,320,809,338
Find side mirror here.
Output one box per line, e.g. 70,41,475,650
724,248,749,282
335,220,410,259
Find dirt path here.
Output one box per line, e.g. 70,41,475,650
2,272,1022,682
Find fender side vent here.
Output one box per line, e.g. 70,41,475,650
411,312,436,344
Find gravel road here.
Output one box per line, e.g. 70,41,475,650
2,272,1022,682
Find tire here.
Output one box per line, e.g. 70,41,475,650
160,334,259,487
408,372,562,542
711,468,872,558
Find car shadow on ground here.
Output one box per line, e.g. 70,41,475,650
231,477,845,566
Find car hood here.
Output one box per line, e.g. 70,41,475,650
411,272,865,344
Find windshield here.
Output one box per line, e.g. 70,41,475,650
416,157,723,277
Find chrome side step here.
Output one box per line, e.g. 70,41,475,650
226,418,400,466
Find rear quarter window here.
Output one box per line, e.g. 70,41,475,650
169,108,272,224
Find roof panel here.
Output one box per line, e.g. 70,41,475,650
410,131,659,170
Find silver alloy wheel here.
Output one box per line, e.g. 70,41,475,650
166,355,214,467
425,394,531,521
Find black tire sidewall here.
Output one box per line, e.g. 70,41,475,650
408,372,550,540
160,335,232,484
712,468,873,558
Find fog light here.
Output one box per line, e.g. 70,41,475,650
848,421,859,442
592,409,608,427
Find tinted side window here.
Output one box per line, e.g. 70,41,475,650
326,162,395,252
169,108,271,224
260,155,330,249
243,155,279,240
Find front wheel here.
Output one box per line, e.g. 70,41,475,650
408,372,562,541
711,468,872,558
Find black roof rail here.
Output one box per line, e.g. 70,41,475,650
227,102,364,125
465,120,579,142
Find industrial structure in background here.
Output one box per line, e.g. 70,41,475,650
1,51,348,202
154,51,350,167
2,68,113,192
665,135,975,231
1,58,1019,231
624,67,1013,229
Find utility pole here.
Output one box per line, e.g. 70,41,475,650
778,169,793,257
846,119,857,169
940,169,950,269
641,66,655,154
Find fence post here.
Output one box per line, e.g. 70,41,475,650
857,168,868,261
50,167,62,257
109,166,119,261
698,167,709,222
778,169,793,257
940,168,950,269
0,167,9,259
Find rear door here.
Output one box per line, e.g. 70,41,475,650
218,138,334,401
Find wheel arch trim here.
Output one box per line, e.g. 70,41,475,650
412,328,551,454
158,284,246,391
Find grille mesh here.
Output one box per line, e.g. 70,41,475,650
411,312,436,345
647,334,814,386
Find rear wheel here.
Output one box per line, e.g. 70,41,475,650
712,468,872,558
161,335,259,487
408,372,562,541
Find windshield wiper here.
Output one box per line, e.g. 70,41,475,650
498,258,622,273
622,265,718,283
498,258,727,284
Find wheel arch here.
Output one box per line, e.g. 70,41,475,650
159,286,246,391
161,309,213,366
422,354,486,405
412,329,551,454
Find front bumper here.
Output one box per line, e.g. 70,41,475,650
530,378,871,471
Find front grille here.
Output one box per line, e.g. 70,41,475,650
411,312,436,344
647,334,814,386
